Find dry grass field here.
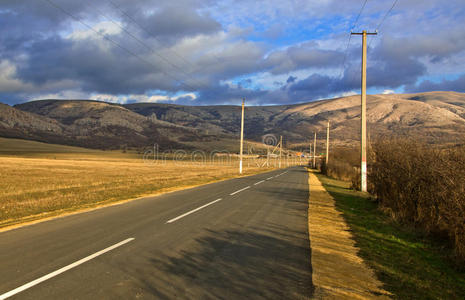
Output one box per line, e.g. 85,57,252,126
0,138,277,228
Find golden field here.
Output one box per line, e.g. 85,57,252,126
0,138,277,228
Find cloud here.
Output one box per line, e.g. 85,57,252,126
196,83,267,105
286,76,297,84
406,74,465,93
288,73,340,101
69,21,123,40
0,0,464,106
262,42,342,74
0,60,33,93
136,5,222,42
262,23,285,40
92,92,197,104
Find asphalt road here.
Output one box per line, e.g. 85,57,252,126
0,167,312,299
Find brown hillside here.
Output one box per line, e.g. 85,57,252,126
5,91,465,150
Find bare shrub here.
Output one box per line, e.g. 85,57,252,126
370,139,465,262
322,146,359,183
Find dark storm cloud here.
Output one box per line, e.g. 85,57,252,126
377,32,465,64
0,1,77,60
195,83,267,105
0,0,222,97
0,92,25,105
0,0,464,106
406,74,465,93
14,35,184,95
262,42,342,74
281,44,429,103
286,76,297,84
136,5,222,42
288,74,342,101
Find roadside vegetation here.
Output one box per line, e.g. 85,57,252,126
322,139,465,263
371,139,465,263
320,145,359,182
316,174,465,299
0,138,276,228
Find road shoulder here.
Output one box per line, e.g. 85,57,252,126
307,169,390,299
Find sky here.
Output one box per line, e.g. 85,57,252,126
0,0,464,106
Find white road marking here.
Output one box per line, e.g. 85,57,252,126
229,186,250,196
0,238,135,300
254,180,265,186
166,198,222,223
266,177,274,180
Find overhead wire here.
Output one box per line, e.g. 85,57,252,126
43,0,198,91
107,0,225,71
367,0,399,50
338,0,369,79
87,1,207,89
107,0,199,71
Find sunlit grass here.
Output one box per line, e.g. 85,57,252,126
316,174,465,299
0,154,274,227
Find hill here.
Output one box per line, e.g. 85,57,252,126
0,102,66,144
125,91,465,147
1,91,464,151
13,100,212,150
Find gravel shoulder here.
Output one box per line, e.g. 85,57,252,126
308,170,390,299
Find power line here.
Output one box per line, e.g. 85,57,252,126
368,0,399,50
87,1,207,89
43,0,197,91
107,0,198,71
107,1,225,75
338,0,369,79
376,0,399,31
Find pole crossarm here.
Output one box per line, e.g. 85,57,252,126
351,31,378,35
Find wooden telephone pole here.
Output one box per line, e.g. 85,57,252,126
313,132,317,168
239,98,245,174
326,121,330,165
279,136,283,168
352,30,377,192
309,141,312,165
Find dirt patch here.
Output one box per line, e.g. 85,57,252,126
308,170,390,299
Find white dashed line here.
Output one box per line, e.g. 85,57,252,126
0,238,135,300
254,180,265,185
166,198,222,223
229,186,250,196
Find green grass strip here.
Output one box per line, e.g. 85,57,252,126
315,173,465,299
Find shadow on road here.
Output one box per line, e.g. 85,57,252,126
126,167,313,299
139,227,313,299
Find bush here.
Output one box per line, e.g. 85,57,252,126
327,159,357,181
370,139,465,262
321,146,359,183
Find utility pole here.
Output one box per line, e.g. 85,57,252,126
239,98,245,174
352,30,377,192
279,135,282,168
313,132,317,168
326,121,330,165
266,147,269,167
309,141,312,166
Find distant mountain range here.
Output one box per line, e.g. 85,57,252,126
1,91,464,151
